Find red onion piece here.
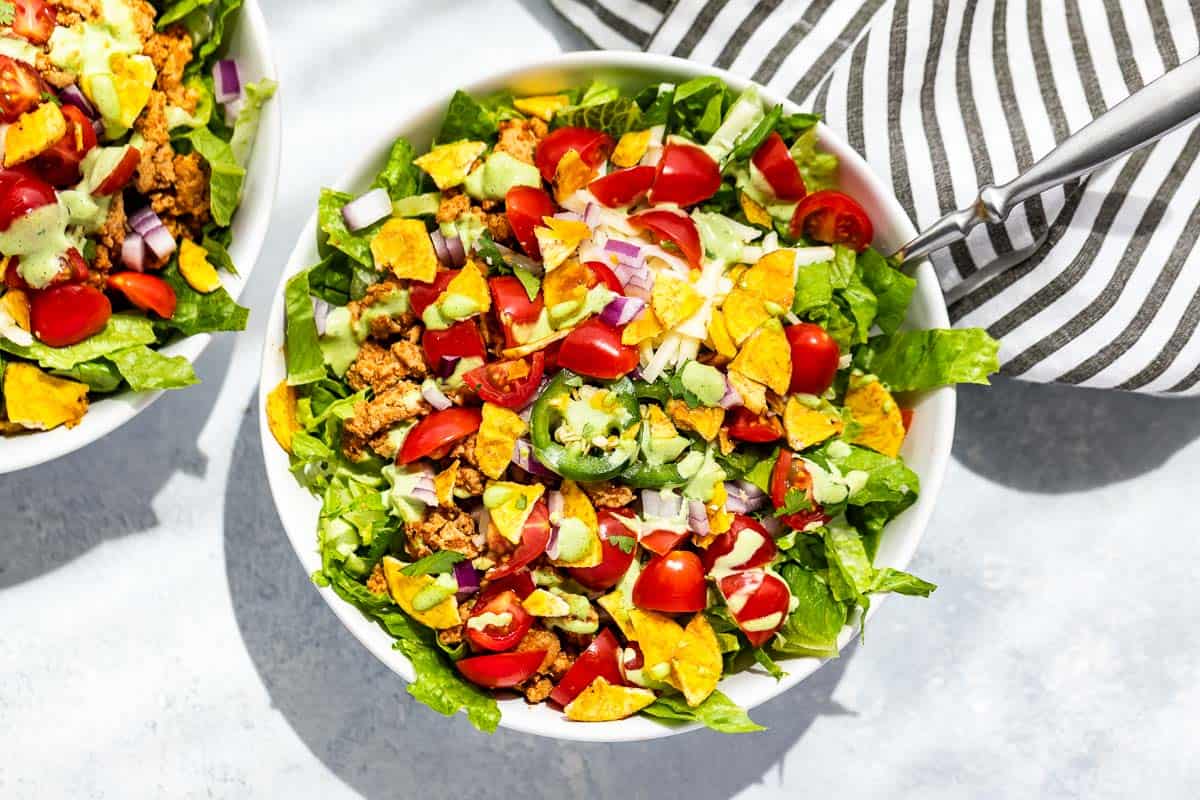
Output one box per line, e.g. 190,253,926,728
411,474,438,506
59,84,98,119
213,59,242,104
444,234,466,267
718,377,742,409
144,225,177,260
430,230,452,265
724,480,767,514
311,298,330,336
599,295,645,327
545,526,560,560
421,380,452,411
548,489,564,519
437,355,460,379
604,238,642,261
642,489,682,519
511,439,555,477
128,206,162,236
120,232,145,272
553,210,584,223
623,642,645,670
759,515,783,537
687,499,710,536
341,188,391,232
453,561,480,598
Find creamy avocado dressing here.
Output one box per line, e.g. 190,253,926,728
0,35,39,64
0,202,74,289
466,611,512,631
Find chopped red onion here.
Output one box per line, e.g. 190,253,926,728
511,439,555,477
144,225,176,260
626,265,655,292
430,230,451,265
623,642,645,670
120,232,145,272
724,480,768,514
599,295,645,327
453,561,480,598
92,119,105,139
411,474,438,506
718,377,742,409
604,238,642,261
312,298,330,336
545,526,560,560
553,210,584,223
687,499,710,536
341,188,391,232
223,96,244,127
421,380,452,411
641,489,682,519
548,489,564,519
444,234,466,267
437,355,461,379
128,206,162,236
59,84,97,119
759,515,784,537
476,505,491,538
213,59,242,104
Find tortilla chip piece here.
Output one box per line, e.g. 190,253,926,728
621,305,663,345
845,379,906,458
371,218,438,282
598,591,636,639
3,363,88,431
542,258,590,309
726,370,767,415
730,319,791,395
501,328,571,359
670,614,723,706
667,399,724,442
740,249,796,310
704,481,733,540
706,308,737,359
413,140,486,189
784,396,844,451
651,271,705,330
554,149,597,204
629,609,686,672
523,588,571,617
645,404,679,441
265,379,300,453
612,129,652,168
513,94,570,121
535,217,591,272
5,102,66,166
441,258,491,314
2,288,31,331
475,403,527,479
564,677,656,722
739,192,772,228
550,479,602,567
487,481,545,543
433,460,460,506
380,556,462,629
721,287,772,346
178,239,222,293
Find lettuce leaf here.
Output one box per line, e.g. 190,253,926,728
858,248,915,336
634,83,674,128
0,313,155,369
195,0,243,67
792,259,834,316
371,136,421,201
772,563,846,657
156,0,212,28
670,77,731,140
641,690,764,734
54,359,123,393
229,78,277,165
553,97,642,138
187,126,245,226
306,252,353,306
437,90,498,143
790,127,839,193
318,188,376,266
854,328,1000,392
870,568,937,597
284,268,325,386
823,521,875,603
107,345,199,391
159,262,249,336
396,639,501,733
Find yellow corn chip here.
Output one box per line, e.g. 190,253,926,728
721,287,772,346
5,102,66,166
740,249,796,310
612,129,652,167
475,403,527,479
440,258,491,314
371,218,439,282
704,481,734,540
501,328,571,359
542,258,590,309
554,149,596,204
551,479,602,568
381,556,462,629
265,380,299,453
3,363,88,431
178,239,222,293
513,94,570,121
621,305,663,345
523,588,571,617
784,396,844,451
667,399,724,442
670,614,723,706
726,370,767,415
598,591,636,639
706,308,738,359
629,609,685,672
487,481,545,543
433,460,460,506
651,271,705,330
534,217,591,272
730,319,791,395
2,288,31,331
564,677,656,722
739,192,772,228
645,404,679,441
413,140,486,189
845,379,906,458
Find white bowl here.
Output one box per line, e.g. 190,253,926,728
258,51,955,742
0,0,281,475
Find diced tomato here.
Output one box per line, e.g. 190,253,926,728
422,320,485,374
504,185,556,258
534,126,613,183
726,407,783,443
465,589,533,652
29,283,111,347
568,509,637,591
93,147,141,196
701,515,776,573
0,55,44,123
629,209,703,269
409,269,456,317
785,322,840,395
463,351,545,409
588,165,656,208
486,500,552,580
790,189,874,252
584,261,624,295
751,132,806,201
718,569,791,647
648,141,721,207
456,650,546,689
34,105,98,187
769,450,831,531
632,551,707,613
639,529,688,557
556,318,638,380
107,272,177,319
489,275,545,348
397,407,482,464
11,0,55,44
0,168,56,232
900,407,914,431
476,570,536,606
549,629,624,706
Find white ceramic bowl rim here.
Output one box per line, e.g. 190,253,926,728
1,0,281,475
258,50,956,742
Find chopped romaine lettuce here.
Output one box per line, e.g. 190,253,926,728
854,328,1001,391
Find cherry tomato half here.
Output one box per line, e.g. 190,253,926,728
556,318,638,381
409,269,456,317
107,272,176,319
785,322,840,395
567,509,637,591
549,628,624,706
93,146,141,197
504,185,556,258
456,650,546,689
489,275,545,348
789,189,874,252
649,141,721,207
0,168,56,232
632,551,707,613
718,569,792,647
639,529,688,557
2,247,87,290
422,320,486,373
465,589,533,652
584,261,624,295
34,105,98,187
751,132,806,201
629,209,703,269
463,351,545,409
770,450,831,531
726,407,784,443
476,570,536,606
588,165,656,208
397,407,482,464
487,499,552,581
701,515,776,573
12,0,55,44
29,283,111,347
534,126,613,183
0,55,44,123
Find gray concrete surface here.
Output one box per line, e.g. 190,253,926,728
3,2,1200,798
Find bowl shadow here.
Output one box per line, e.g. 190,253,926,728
224,407,854,800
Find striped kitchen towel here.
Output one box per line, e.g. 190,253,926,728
549,0,1200,394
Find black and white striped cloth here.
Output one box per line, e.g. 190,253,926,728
550,0,1200,394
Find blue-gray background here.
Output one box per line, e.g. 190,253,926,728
3,2,1198,798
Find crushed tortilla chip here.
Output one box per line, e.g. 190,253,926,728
3,363,88,431
534,217,591,272
740,249,796,311
651,271,705,330
670,614,723,706
513,94,570,121
721,287,772,346
2,288,31,331
704,481,734,540
550,479,602,567
501,328,571,359
726,369,767,415
730,319,791,395
439,258,491,315
5,102,66,166
621,305,663,345
554,149,597,204
612,129,652,167
523,588,571,617
542,258,590,309
487,481,545,543
645,404,679,441
717,427,735,456
706,308,737,359
371,217,438,282
413,140,486,189
667,399,724,442
629,609,686,672
381,556,462,629
475,403,527,479
598,591,636,639
265,380,299,453
178,239,222,293
564,677,656,722
739,192,772,228
433,460,460,506
784,396,844,450
845,379,906,457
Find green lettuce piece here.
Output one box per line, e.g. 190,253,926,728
772,563,847,657
229,78,277,165
202,235,237,275
577,80,620,106
160,262,249,336
858,247,915,335
790,127,839,192
634,83,674,128
836,274,877,345
318,188,376,266
824,522,875,603
792,259,833,316
811,443,919,507
306,252,353,306
397,638,501,734
401,551,466,577
195,0,243,67
187,126,245,225
553,97,642,138
776,112,820,141
670,76,731,139
284,269,325,386
53,359,123,393
0,313,155,370
828,244,857,288
437,90,498,143
166,76,213,131
108,346,198,391
870,568,936,597
371,136,421,201
724,103,782,166
854,328,1000,392
157,0,212,28
641,690,764,734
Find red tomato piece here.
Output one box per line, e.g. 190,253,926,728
556,318,638,380
29,283,111,347
751,132,806,201
11,0,55,44
465,589,533,652
504,185,556,258
397,407,482,464
648,141,721,207
534,126,613,183
107,272,177,319
726,407,784,443
476,570,536,606
790,189,874,252
456,650,546,689
770,450,831,531
486,500,552,581
34,105,98,187
463,351,545,409
701,515,776,573
718,569,792,647
0,55,44,123
93,146,141,196
489,275,545,349
588,165,656,208
629,209,703,269
0,168,56,232
584,261,624,295
568,509,638,591
632,551,707,613
409,269,456,317
785,322,840,395
422,320,485,374
639,529,688,557
900,407,914,431
549,628,624,706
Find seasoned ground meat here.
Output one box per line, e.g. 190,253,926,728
143,26,198,111
89,193,126,281
495,117,548,165
515,628,562,673
447,433,480,467
347,279,417,340
342,381,428,459
149,153,211,238
456,464,485,496
390,338,428,378
366,562,388,595
134,92,175,194
36,54,76,89
484,522,515,560
404,507,481,560
436,192,470,223
582,480,635,508
438,624,465,648
345,341,407,394
521,676,554,704
515,628,573,702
